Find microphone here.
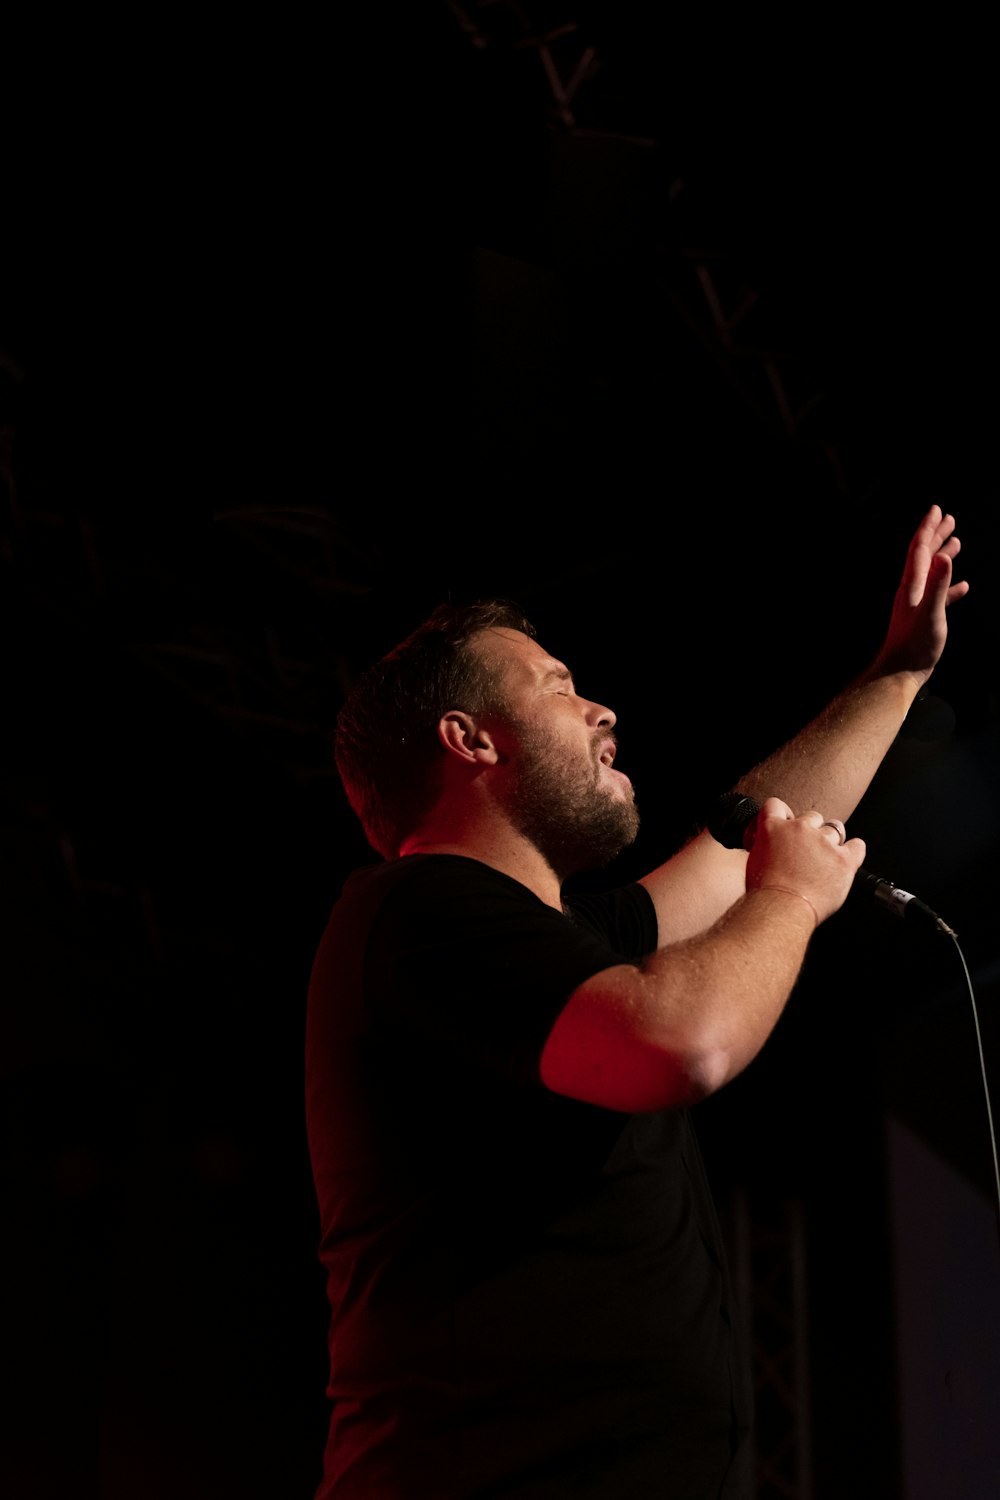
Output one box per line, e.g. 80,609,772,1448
707,792,957,938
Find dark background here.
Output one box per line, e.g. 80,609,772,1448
2,7,999,1498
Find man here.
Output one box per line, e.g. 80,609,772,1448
306,506,968,1498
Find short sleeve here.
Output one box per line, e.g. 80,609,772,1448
365,857,655,1088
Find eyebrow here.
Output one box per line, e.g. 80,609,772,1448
542,664,573,687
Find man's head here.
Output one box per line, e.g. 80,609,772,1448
334,600,535,860
335,600,639,874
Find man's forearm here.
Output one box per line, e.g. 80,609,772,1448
735,665,923,823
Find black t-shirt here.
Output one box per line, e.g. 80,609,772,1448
306,855,752,1499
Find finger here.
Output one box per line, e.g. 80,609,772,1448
844,836,867,871
906,508,962,605
922,549,953,606
938,535,969,603
905,508,947,600
917,504,944,545
906,540,932,608
930,509,957,548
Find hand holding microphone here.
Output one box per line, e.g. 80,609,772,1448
741,797,867,929
709,791,957,937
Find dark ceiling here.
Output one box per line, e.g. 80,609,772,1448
2,7,999,1498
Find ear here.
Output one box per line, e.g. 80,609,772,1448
438,711,500,765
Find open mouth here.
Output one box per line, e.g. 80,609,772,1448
596,735,617,769
596,740,631,791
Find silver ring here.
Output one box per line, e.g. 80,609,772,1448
821,819,847,845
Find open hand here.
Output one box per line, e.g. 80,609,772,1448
876,505,970,685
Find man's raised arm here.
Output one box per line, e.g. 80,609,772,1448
639,505,970,944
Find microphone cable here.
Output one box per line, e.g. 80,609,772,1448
705,790,1000,1259
947,931,1000,1259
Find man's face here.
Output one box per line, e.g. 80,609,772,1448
474,629,640,878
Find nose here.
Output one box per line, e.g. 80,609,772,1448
584,698,616,729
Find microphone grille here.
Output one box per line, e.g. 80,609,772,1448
706,792,760,850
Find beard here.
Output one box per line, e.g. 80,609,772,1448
502,721,640,880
